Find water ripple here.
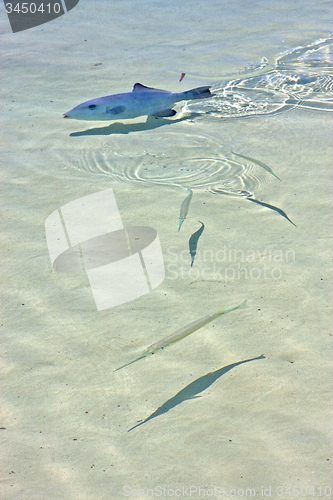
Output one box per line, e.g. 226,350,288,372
186,37,333,117
68,147,263,197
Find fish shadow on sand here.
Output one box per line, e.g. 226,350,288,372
246,196,296,227
189,221,205,267
128,353,265,432
69,113,201,137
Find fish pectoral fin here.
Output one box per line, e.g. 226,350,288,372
107,105,126,115
132,83,169,93
151,109,177,117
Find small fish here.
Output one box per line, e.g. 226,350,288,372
64,83,213,121
179,73,186,82
232,150,282,181
189,221,205,266
114,300,247,371
178,189,193,231
247,196,296,226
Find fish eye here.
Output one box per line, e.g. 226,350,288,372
88,104,96,109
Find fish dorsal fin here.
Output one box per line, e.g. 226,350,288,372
132,83,169,93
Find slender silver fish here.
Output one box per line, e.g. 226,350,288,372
64,83,213,121
178,189,193,231
114,300,247,371
232,150,282,181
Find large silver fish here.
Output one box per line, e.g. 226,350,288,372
64,83,213,121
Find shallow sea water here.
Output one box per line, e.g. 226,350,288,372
1,1,332,499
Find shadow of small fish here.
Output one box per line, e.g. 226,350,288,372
247,196,296,227
128,354,265,431
189,221,205,267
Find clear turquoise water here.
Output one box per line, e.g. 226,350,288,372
1,1,332,498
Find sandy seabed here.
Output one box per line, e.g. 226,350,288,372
1,1,332,499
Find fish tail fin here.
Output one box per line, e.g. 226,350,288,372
182,86,214,100
220,300,248,315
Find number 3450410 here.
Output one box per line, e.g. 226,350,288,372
5,3,62,14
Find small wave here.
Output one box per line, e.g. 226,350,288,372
166,57,274,82
186,37,333,118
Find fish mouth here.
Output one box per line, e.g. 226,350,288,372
63,114,69,118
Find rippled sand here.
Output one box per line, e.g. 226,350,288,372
1,2,332,499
